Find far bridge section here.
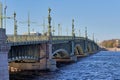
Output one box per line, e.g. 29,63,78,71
7,35,100,71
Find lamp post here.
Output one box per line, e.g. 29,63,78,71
0,2,3,28
4,1,7,29
48,8,52,37
72,19,75,38
85,27,88,39
14,12,17,36
79,29,81,37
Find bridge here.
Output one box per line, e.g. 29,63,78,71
8,34,99,70
0,4,100,80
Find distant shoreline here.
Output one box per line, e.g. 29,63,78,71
106,48,120,51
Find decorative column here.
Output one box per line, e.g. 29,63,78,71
72,19,75,38
0,2,3,28
47,8,52,37
84,27,88,54
92,33,94,42
0,28,10,80
47,8,57,71
70,19,77,62
58,24,60,36
47,8,52,59
28,12,30,35
13,12,17,42
71,19,75,56
79,29,81,37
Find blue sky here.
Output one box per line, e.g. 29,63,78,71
1,0,120,42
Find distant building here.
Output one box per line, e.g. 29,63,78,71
23,32,42,36
116,40,120,48
30,32,41,36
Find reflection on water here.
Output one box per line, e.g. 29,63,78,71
10,51,120,80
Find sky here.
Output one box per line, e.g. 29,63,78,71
0,0,120,42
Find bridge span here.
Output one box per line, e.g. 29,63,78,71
8,35,99,71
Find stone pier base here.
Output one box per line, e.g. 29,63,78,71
9,59,58,72
70,55,77,62
47,59,58,71
9,58,47,71
0,28,10,80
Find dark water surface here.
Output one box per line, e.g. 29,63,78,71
11,51,120,80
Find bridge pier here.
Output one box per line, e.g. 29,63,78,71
70,55,77,62
0,29,10,80
70,41,77,62
47,59,57,71
47,43,57,71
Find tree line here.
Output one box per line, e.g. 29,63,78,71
100,39,120,48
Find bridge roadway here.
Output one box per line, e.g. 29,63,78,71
7,35,99,72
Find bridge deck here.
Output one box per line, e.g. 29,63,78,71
7,35,92,46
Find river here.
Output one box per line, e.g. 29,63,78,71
10,51,120,80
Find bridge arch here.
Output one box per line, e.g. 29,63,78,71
52,49,69,59
74,44,84,55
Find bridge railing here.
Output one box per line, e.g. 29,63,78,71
7,35,93,43
75,37,86,40
52,36,86,41
7,35,49,42
52,36,73,40
75,37,94,42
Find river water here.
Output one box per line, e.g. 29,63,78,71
11,51,120,80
